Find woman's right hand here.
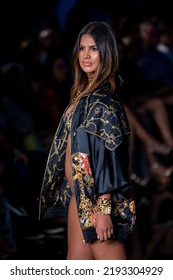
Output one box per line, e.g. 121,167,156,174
95,214,114,242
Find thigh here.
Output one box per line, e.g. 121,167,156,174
66,195,93,260
89,240,127,260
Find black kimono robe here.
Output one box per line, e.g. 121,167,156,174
39,82,136,243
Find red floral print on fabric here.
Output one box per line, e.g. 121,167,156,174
79,153,92,175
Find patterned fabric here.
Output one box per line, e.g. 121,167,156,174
72,152,95,230
85,88,130,150
65,105,76,133
39,81,136,243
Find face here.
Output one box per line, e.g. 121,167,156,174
52,57,68,83
140,24,159,47
78,34,100,74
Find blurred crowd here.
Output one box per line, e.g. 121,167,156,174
1,0,173,260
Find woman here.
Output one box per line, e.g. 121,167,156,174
39,21,136,260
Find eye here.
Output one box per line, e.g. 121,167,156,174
92,46,98,51
79,45,84,51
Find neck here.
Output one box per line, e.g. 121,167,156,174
71,72,95,104
87,72,95,85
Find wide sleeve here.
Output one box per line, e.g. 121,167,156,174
85,126,136,241
74,98,136,241
84,95,131,196
86,132,131,196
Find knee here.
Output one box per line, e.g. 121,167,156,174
146,98,163,110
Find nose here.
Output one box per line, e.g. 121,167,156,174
83,49,90,59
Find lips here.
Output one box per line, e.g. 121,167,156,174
83,62,92,67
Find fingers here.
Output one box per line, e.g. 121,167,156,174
97,228,114,242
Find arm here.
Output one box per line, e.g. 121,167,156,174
124,105,170,155
87,133,133,242
94,194,113,241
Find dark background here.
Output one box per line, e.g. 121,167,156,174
1,0,173,260
0,0,173,63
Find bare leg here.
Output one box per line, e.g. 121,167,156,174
146,149,173,185
124,105,170,154
89,239,127,260
144,98,173,147
162,92,173,106
66,196,127,260
66,195,93,260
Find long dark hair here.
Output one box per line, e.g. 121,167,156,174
70,21,119,101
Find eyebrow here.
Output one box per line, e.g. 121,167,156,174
79,44,97,47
